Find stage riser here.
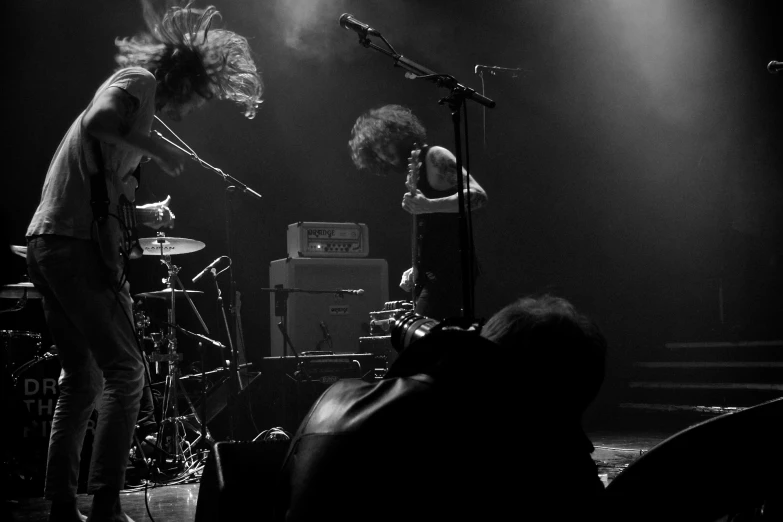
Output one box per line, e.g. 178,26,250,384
621,388,783,409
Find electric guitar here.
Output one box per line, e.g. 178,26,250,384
95,174,158,275
405,145,424,303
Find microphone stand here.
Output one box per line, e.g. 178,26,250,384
159,322,225,450
153,121,263,441
206,266,240,440
348,31,495,321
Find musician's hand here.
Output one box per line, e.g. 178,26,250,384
399,267,414,292
154,142,187,177
138,195,176,229
402,191,431,215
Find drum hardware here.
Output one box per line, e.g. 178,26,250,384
9,349,63,489
0,282,42,300
138,236,205,256
135,289,205,299
10,245,27,258
154,121,265,442
137,232,215,470
3,330,44,373
10,348,57,386
1,282,42,314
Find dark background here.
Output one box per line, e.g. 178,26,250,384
3,1,782,406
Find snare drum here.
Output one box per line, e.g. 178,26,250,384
2,330,43,371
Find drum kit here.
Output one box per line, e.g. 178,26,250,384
2,233,226,481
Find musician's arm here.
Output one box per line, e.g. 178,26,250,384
83,86,184,177
402,146,488,214
83,87,165,162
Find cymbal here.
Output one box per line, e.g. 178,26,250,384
10,245,27,258
1,282,42,299
135,289,204,300
138,237,205,256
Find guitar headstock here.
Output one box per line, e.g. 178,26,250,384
406,144,422,195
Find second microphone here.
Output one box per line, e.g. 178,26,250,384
192,256,231,283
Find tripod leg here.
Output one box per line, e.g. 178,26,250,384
131,425,151,474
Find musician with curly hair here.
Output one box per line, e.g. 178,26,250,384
25,3,262,521
349,104,488,319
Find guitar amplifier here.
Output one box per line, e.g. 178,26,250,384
287,222,369,258
268,258,389,357
255,353,378,432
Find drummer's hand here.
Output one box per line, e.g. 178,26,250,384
138,195,175,229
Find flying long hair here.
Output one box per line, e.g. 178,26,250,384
115,1,263,118
349,104,427,176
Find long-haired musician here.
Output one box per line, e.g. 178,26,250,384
24,3,262,521
349,104,488,319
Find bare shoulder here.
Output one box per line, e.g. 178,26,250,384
425,146,459,190
425,146,456,169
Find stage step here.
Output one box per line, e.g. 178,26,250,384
621,339,783,413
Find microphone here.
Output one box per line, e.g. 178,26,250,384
161,321,227,350
192,256,230,284
337,289,365,295
768,60,783,74
339,13,381,37
475,65,525,77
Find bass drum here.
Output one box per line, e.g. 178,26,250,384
7,355,99,495
2,329,44,372
5,354,61,494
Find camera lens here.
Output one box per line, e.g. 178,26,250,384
390,311,440,353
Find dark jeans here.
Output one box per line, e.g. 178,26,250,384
415,268,469,320
27,235,144,499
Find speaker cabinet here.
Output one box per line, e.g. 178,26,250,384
269,258,388,356
194,440,290,522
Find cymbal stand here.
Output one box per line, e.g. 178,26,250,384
152,122,263,441
150,236,214,472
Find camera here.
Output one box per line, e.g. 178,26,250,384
389,311,480,353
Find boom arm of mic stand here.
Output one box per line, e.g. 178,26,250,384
162,322,226,350
152,130,263,201
355,37,496,108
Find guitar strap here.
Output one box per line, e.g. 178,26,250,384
87,136,110,224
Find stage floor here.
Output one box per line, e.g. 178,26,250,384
5,426,675,522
